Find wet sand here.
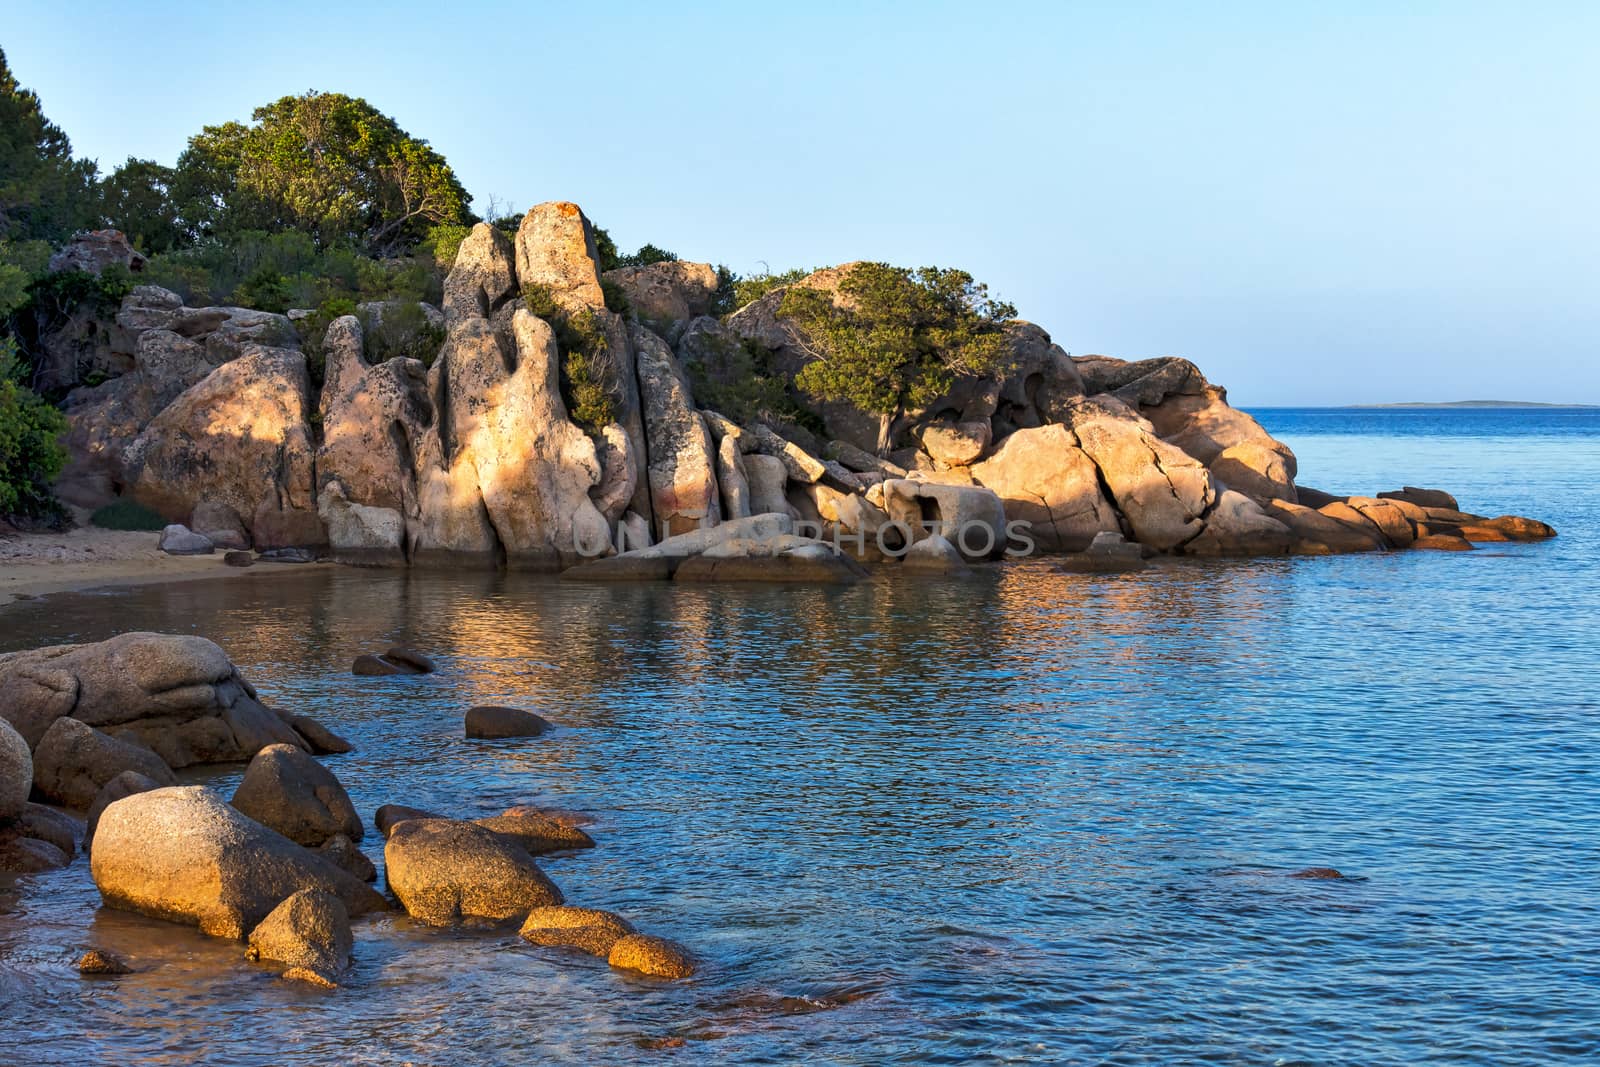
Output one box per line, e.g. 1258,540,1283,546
0,528,331,607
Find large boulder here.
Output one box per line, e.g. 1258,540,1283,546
514,201,605,314
1061,398,1217,552
126,346,319,545
632,324,721,536
384,818,563,927
1182,490,1294,556
715,434,752,520
85,770,162,842
91,786,388,939
49,229,148,275
411,308,612,569
743,454,793,517
971,425,1122,552
464,706,551,740
0,718,30,821
0,633,315,768
246,888,353,988
229,743,363,847
603,261,720,340
31,717,176,809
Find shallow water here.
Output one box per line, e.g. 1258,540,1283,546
1,408,1597,1065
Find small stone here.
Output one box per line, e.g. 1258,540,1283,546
1288,867,1345,879
465,706,551,739
318,834,377,883
375,803,444,838
223,550,255,567
77,949,132,975
608,933,696,979
351,654,415,677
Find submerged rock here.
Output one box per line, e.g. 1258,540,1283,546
384,818,563,927
0,718,30,821
476,809,595,855
608,933,696,979
91,786,387,939
76,949,133,975
464,706,551,739
520,905,634,957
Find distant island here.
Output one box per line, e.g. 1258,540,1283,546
1353,401,1598,409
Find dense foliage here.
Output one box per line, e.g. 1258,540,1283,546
779,263,1016,452
0,48,97,244
521,283,617,432
0,338,67,518
88,498,166,531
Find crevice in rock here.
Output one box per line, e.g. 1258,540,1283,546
1068,428,1135,540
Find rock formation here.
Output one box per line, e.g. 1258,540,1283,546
51,217,1552,569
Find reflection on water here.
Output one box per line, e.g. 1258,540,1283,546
2,407,1598,1064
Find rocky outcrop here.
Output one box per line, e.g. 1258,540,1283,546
515,202,604,314
384,818,563,927
49,229,148,276
229,744,363,847
91,786,388,939
0,633,327,768
45,217,1550,569
970,425,1121,552
316,315,430,565
633,324,721,536
412,303,612,568
603,261,720,340
127,345,320,548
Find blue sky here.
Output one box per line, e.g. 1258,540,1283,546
6,1,1596,404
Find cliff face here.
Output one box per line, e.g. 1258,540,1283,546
51,202,1553,566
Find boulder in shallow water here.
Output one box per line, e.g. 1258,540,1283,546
31,717,176,810
0,633,309,768
899,534,971,575
229,743,363,846
383,646,438,673
520,905,634,957
246,888,353,988
385,818,563,927
475,809,595,855
91,786,388,939
11,802,78,858
0,718,29,821
1411,533,1475,552
465,706,551,739
0,833,69,872
85,770,162,842
607,933,696,979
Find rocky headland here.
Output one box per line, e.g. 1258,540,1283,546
32,204,1552,583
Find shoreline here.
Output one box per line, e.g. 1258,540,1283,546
0,528,333,608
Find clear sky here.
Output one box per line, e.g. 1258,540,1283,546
5,1,1597,404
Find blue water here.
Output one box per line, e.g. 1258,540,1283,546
1,408,1596,1065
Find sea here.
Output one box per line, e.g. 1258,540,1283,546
0,407,1596,1065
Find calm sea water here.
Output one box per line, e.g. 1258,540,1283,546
1,408,1596,1066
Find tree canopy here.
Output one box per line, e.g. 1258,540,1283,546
171,91,471,255
0,47,98,243
778,263,1017,452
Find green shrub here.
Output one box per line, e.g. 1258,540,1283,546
89,498,167,531
231,265,292,312
362,301,444,367
298,296,359,386
600,278,630,316
520,282,560,320
0,339,67,519
730,267,811,312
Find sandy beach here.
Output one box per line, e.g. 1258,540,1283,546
0,528,331,606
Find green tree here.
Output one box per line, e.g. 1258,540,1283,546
0,338,67,518
0,47,98,243
778,263,1017,453
171,92,471,255
98,158,185,253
